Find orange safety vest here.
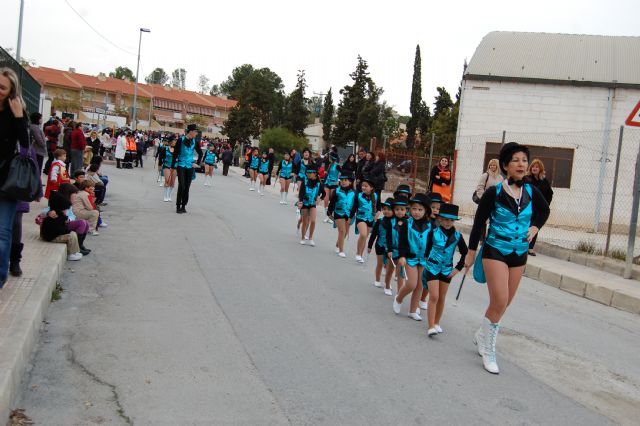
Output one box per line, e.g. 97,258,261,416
126,136,137,151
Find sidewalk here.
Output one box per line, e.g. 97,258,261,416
0,207,67,422
227,166,640,316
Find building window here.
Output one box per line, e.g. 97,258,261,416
483,142,574,188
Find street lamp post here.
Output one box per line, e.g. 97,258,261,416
16,0,25,62
131,27,150,129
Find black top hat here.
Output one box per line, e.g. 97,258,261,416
429,192,443,203
339,174,354,181
329,152,339,161
381,197,394,208
305,164,318,173
409,193,431,207
499,142,530,175
186,124,198,133
394,184,411,197
392,195,409,206
361,176,376,189
437,203,461,220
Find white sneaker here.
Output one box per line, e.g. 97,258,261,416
250,187,255,191
90,230,99,236
260,192,265,196
327,219,334,224
419,301,428,310
435,325,443,333
323,218,330,223
374,281,383,288
100,222,108,228
67,252,83,261
163,195,169,202
393,298,402,314
300,239,306,245
355,255,364,263
279,200,284,204
409,312,423,321
158,181,164,187
283,201,288,205
384,288,393,296
338,252,346,258
308,240,315,247
427,328,438,337
335,247,340,253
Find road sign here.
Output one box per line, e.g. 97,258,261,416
95,108,106,114
625,100,640,127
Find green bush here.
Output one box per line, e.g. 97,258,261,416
260,127,310,157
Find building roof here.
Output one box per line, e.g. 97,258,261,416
27,66,236,109
464,31,640,89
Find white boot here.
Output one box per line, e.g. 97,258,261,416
473,317,490,356
283,192,288,205
480,319,500,374
163,187,169,202
168,188,173,201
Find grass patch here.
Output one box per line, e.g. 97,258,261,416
610,249,626,261
51,282,63,302
576,240,596,254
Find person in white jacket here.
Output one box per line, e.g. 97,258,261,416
114,131,127,168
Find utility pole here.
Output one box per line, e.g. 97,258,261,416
16,0,25,62
131,27,150,129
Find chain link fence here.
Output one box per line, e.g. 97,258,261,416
0,46,41,115
454,127,640,262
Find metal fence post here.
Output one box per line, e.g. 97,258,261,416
624,139,640,279
500,130,506,147
605,126,624,256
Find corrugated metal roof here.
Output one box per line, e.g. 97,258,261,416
465,31,640,88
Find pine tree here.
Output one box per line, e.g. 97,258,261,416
321,88,334,143
283,70,309,136
406,45,422,149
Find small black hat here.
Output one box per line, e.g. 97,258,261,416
361,176,376,189
305,164,318,173
409,193,431,208
499,142,530,174
429,192,443,203
394,184,411,198
186,124,198,132
329,152,339,161
164,134,176,142
381,197,394,208
393,196,409,207
438,203,461,220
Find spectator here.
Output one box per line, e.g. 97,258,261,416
73,170,86,189
86,130,101,157
83,145,93,169
41,191,83,261
526,159,553,256
72,180,100,235
429,156,452,202
70,121,86,174
99,129,111,157
221,144,233,176
45,149,71,199
363,151,387,207
355,148,368,183
341,154,358,181
115,131,126,168
30,112,47,174
474,158,503,202
86,163,106,205
135,136,145,167
266,147,275,185
43,117,61,174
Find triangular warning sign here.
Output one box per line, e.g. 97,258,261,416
626,100,640,127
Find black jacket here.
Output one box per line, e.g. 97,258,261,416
221,148,233,163
526,175,553,204
363,160,386,191
0,108,29,185
341,160,357,179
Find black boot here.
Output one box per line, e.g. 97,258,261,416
78,233,91,256
9,243,23,277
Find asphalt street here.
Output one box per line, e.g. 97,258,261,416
15,163,640,425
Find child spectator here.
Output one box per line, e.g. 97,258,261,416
72,180,100,236
86,163,106,205
45,149,70,199
41,191,83,261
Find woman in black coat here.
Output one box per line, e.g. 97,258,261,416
526,159,553,255
362,152,386,209
341,154,358,180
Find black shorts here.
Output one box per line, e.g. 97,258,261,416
300,205,316,210
326,184,338,190
482,243,528,268
280,176,292,180
259,171,269,176
249,167,258,171
334,214,350,221
424,271,452,284
356,219,374,228
375,245,386,256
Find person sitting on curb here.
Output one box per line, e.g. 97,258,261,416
72,180,100,236
41,191,84,261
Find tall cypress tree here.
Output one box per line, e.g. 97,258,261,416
284,70,309,136
406,45,422,149
321,88,334,143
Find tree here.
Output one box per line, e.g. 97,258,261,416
172,68,187,89
109,66,135,81
51,90,81,113
145,68,169,85
307,96,323,118
218,64,255,99
430,87,458,155
321,88,334,143
209,84,222,97
259,127,309,155
406,45,422,149
433,87,454,119
333,55,382,147
222,103,260,143
283,70,309,136
197,74,210,94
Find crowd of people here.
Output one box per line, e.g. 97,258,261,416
2,63,554,376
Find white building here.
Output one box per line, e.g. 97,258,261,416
304,121,326,152
454,31,640,230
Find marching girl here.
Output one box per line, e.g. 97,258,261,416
464,142,550,374
258,151,270,196
297,164,326,246
392,193,432,321
351,178,377,264
419,192,443,310
155,140,166,186
423,203,468,337
384,196,409,295
160,136,177,202
327,174,356,258
368,197,395,295
295,148,312,191
248,148,260,191
323,152,341,223
203,144,217,187
275,152,294,204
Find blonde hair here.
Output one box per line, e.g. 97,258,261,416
486,158,500,177
0,67,26,112
528,158,546,179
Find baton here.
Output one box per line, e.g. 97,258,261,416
453,270,468,306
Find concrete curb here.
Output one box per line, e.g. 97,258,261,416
0,240,66,421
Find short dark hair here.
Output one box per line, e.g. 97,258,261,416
73,170,85,178
88,163,100,172
30,112,42,124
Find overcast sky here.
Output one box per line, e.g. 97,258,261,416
2,0,638,115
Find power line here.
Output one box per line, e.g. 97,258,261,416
62,0,136,56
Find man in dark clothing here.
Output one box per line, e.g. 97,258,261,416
266,147,275,185
43,118,61,174
221,145,233,176
171,124,202,213
355,148,367,183
135,137,145,167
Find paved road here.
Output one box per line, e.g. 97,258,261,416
15,164,640,425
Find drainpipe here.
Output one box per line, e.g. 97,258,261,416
593,88,614,232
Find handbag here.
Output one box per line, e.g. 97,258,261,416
472,173,490,204
0,138,42,202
